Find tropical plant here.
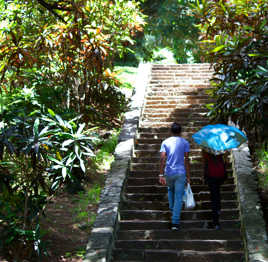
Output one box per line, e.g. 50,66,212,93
0,0,145,127
191,0,268,154
255,146,268,194
0,1,145,259
0,97,99,260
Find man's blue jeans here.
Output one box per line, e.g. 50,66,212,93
166,174,186,225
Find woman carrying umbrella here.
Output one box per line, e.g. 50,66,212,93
202,150,227,229
192,124,247,229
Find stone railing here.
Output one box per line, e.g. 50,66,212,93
83,63,151,262
232,144,268,262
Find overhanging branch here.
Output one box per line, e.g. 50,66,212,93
37,0,68,23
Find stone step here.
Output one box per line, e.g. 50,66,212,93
138,127,208,134
120,209,239,221
140,120,211,126
150,71,213,74
146,89,210,95
118,220,241,231
139,121,210,128
145,94,211,99
145,99,212,105
142,110,206,118
134,135,196,143
134,142,206,151
150,71,213,75
128,170,225,178
125,177,234,186
130,155,214,163
126,176,234,184
124,191,237,202
130,156,232,167
130,163,231,172
143,109,209,114
120,200,238,211
143,105,208,111
133,147,202,154
128,169,233,178
150,73,213,78
149,81,211,85
135,136,199,142
112,249,244,262
131,159,203,166
148,84,211,90
116,227,241,240
149,75,212,79
132,151,202,159
144,102,208,107
125,184,235,194
131,153,202,161
139,123,209,128
130,164,204,172
151,67,212,71
151,69,212,72
133,141,215,151
141,117,210,124
141,112,210,118
128,170,201,178
115,239,243,252
150,70,212,72
149,78,213,82
135,134,202,141
151,63,211,67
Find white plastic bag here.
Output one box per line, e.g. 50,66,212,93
184,183,196,209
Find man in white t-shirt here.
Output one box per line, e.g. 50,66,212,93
159,122,190,230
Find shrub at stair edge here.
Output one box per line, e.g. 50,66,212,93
0,106,100,260
191,0,268,155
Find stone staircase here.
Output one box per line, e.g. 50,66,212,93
111,64,245,262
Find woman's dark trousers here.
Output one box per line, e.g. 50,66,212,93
207,177,222,225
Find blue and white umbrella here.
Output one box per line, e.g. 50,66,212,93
192,124,247,155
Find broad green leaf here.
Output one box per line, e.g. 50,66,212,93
33,118,40,136
48,108,55,117
248,54,260,57
62,139,74,147
74,144,81,160
81,145,94,155
212,45,225,53
0,61,6,73
51,164,62,170
48,155,62,165
257,65,268,72
55,114,65,127
80,159,86,173
39,126,50,137
201,40,215,43
62,166,67,179
77,123,85,135
66,153,76,166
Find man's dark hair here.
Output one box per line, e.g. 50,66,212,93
171,122,182,135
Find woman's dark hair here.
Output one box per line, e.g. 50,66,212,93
171,122,182,135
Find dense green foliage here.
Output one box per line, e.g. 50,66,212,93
0,0,145,260
192,0,268,153
0,95,99,259
121,0,201,64
257,147,268,191
0,0,145,126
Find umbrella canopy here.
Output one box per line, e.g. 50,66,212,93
192,124,247,155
